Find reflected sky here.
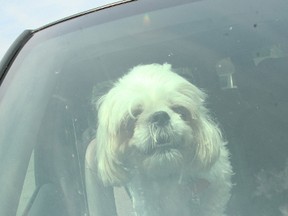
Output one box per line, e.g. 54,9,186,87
0,0,114,60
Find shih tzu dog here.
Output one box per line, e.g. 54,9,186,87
86,63,233,216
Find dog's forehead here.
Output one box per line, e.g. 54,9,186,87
120,72,183,94
123,82,179,104
124,77,177,90
115,82,196,110
110,66,203,110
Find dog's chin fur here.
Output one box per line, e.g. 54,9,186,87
127,120,195,178
88,63,233,216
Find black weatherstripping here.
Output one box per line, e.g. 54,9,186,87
0,30,33,85
33,0,137,33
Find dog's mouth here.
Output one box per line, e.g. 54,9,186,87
154,140,177,150
138,127,185,178
146,123,184,154
145,143,177,155
149,135,181,156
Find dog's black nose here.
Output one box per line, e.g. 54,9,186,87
150,111,170,126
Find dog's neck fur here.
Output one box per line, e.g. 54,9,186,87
125,170,209,216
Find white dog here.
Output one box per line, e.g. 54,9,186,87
86,63,233,216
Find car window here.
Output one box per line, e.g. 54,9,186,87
17,151,36,216
0,0,288,215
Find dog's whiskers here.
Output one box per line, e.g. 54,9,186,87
150,124,157,143
149,123,172,145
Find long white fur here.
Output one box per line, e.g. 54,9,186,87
88,63,233,215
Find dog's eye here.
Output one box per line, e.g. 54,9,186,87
119,117,135,141
171,106,190,121
131,108,143,118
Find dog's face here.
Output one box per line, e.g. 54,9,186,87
95,64,221,185
121,82,203,178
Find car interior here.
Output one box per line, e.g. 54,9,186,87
6,2,288,215
23,43,288,216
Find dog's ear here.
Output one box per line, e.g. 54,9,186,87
193,113,222,170
178,82,222,170
95,124,129,186
95,90,130,185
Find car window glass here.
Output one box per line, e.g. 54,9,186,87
0,0,288,215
